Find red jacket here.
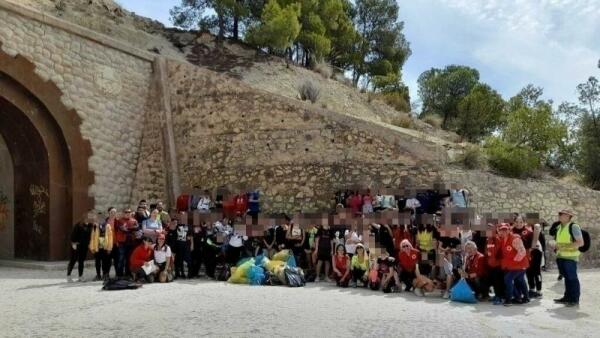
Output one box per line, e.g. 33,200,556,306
129,244,153,272
234,194,248,215
500,234,529,271
465,252,487,278
485,237,500,268
398,248,420,273
115,217,138,244
176,194,190,212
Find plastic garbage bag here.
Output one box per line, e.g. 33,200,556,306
450,278,477,304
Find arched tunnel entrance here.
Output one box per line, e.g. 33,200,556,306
0,45,94,260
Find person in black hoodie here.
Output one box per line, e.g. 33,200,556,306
189,223,204,278
67,211,94,282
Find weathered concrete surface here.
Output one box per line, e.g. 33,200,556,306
0,267,598,338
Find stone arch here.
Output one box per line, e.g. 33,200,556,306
0,43,94,260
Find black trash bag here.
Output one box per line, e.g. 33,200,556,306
102,278,142,291
284,267,305,287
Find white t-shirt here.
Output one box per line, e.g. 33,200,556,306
197,197,211,211
344,230,362,254
154,245,172,264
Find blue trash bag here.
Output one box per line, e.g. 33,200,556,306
286,255,297,268
254,254,265,267
450,278,477,304
248,265,266,285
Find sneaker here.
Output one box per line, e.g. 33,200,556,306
67,276,73,283
77,276,86,282
557,275,563,281
413,288,424,297
554,297,568,304
493,297,503,305
93,275,102,281
503,300,512,307
325,278,333,283
314,277,320,283
350,281,357,288
565,302,579,307
522,298,530,304
442,291,450,299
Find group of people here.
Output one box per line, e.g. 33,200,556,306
66,192,585,308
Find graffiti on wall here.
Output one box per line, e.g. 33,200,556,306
30,184,48,234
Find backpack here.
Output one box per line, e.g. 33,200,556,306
569,223,591,253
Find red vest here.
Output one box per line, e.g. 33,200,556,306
398,248,420,272
485,237,500,268
465,252,486,278
500,234,529,270
512,226,534,250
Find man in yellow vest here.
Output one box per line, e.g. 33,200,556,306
553,209,584,307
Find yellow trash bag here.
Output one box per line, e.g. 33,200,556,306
272,250,290,262
228,259,253,284
265,259,285,274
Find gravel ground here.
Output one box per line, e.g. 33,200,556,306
0,267,598,338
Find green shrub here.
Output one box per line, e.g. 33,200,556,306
485,137,540,178
379,92,411,113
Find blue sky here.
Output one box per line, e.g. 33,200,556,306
117,0,600,105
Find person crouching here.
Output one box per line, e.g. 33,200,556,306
461,240,488,300
130,237,156,283
332,244,351,287
154,233,173,283
398,239,420,292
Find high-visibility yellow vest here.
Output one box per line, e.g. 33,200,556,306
417,231,434,251
556,223,580,261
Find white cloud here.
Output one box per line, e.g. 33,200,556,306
401,0,600,105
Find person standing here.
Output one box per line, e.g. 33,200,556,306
114,208,138,278
89,209,114,281
141,209,162,242
553,209,584,307
66,211,93,282
498,223,529,306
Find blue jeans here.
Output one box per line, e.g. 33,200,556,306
504,270,528,301
556,258,580,303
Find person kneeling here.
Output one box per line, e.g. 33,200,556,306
154,233,174,283
130,237,156,283
461,240,488,300
378,250,401,293
332,244,351,287
351,243,369,287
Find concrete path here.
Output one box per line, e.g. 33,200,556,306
0,267,598,337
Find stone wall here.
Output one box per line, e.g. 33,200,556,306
166,60,446,212
0,2,154,212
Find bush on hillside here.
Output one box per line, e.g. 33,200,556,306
456,145,484,170
379,91,410,113
391,114,414,129
422,114,442,129
298,80,320,103
313,61,333,79
485,138,540,178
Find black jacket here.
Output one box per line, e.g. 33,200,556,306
71,222,91,247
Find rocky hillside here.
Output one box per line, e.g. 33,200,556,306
15,0,459,146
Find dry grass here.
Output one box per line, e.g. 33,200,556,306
391,114,415,129
313,61,333,79
422,115,442,129
298,80,320,103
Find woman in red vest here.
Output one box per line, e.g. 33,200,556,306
485,224,504,305
498,223,529,306
398,239,420,291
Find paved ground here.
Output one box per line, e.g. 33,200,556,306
0,267,599,338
